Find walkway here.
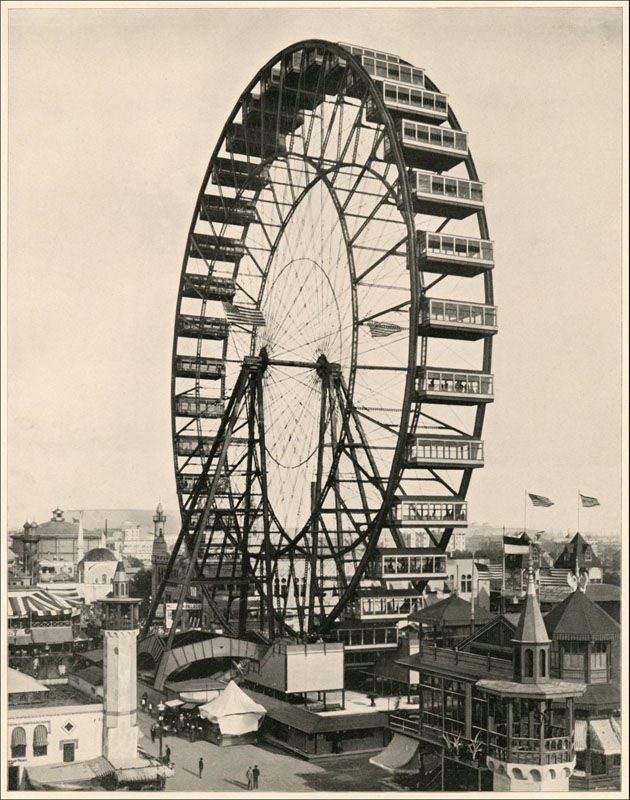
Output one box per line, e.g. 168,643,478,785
137,711,385,792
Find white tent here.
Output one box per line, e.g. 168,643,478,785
198,681,266,736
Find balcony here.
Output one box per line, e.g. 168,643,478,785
416,368,494,405
392,497,467,527
174,356,224,380
225,122,287,159
366,83,448,125
406,435,484,469
417,231,494,278
242,94,305,134
211,157,270,191
189,234,246,263
409,171,484,219
199,194,257,226
418,298,497,340
177,315,229,341
488,732,574,766
175,396,224,419
344,53,424,99
180,273,236,302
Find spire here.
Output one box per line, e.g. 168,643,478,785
112,560,129,598
76,511,84,567
512,561,549,645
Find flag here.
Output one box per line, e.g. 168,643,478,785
222,302,266,327
528,493,554,507
366,321,403,338
503,535,530,555
580,493,600,508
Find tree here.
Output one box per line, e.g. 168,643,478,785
131,568,153,617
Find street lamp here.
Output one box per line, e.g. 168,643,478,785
157,702,165,762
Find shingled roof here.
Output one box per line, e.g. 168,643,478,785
544,588,619,641
408,594,495,626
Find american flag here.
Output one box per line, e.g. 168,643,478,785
222,302,266,327
528,493,554,508
366,321,403,338
579,493,600,508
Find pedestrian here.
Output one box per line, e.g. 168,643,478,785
198,757,204,779
252,765,260,789
165,745,171,767
246,766,253,790
151,724,157,744
149,701,154,716
141,692,148,712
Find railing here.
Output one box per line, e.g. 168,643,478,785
488,733,573,765
416,642,513,679
393,500,467,524
417,370,494,398
390,714,420,736
407,437,484,464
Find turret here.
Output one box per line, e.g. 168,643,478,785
153,501,166,537
511,561,550,683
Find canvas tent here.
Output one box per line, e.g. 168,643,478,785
198,680,266,736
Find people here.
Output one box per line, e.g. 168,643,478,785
198,757,204,779
165,745,171,767
150,724,156,743
252,765,260,790
141,692,148,712
246,766,253,790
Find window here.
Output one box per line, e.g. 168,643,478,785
585,548,592,562
539,649,546,678
524,649,534,678
11,727,27,759
102,574,107,584
33,725,48,757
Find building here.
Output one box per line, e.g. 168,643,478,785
120,522,154,566
8,586,82,655
7,668,104,790
445,555,491,610
385,565,586,791
553,533,604,583
76,548,121,603
10,509,101,571
11,561,172,791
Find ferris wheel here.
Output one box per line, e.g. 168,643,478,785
145,39,496,643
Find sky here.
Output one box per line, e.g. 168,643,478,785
5,4,625,538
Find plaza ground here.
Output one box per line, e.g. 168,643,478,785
137,711,388,792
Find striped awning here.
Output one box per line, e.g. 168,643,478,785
33,725,48,747
42,586,84,608
11,727,27,746
8,588,81,619
590,718,621,755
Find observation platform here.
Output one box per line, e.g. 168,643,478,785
189,234,246,263
416,230,494,278
418,297,497,340
211,157,270,191
385,119,468,171
174,356,225,380
416,367,494,405
392,497,467,527
175,396,225,418
260,65,325,110
199,194,257,226
376,548,447,578
177,474,230,495
177,315,229,340
175,434,215,456
409,170,484,219
342,46,424,99
180,273,236,302
406,435,484,468
367,83,448,125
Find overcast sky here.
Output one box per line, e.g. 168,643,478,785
6,4,624,536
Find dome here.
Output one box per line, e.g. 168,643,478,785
81,547,117,563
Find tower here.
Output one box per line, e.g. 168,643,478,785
479,562,585,792
153,501,166,538
101,561,141,766
76,511,84,571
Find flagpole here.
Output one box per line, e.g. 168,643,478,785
501,526,506,614
577,490,580,534
524,489,527,535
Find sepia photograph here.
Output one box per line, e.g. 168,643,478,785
2,2,627,796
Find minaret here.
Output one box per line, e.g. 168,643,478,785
101,561,141,766
76,511,84,568
511,561,550,683
153,501,166,538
